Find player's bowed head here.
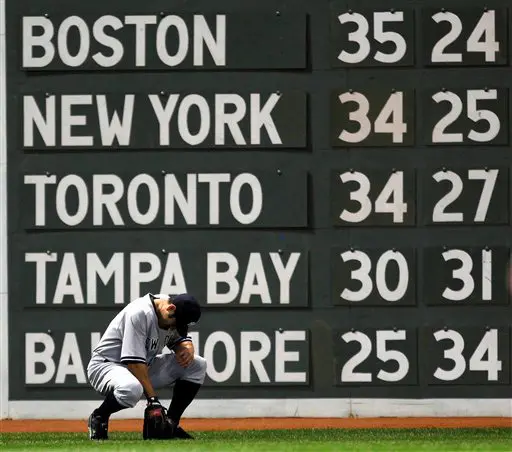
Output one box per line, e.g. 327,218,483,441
152,293,201,332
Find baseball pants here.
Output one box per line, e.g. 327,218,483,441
87,352,207,408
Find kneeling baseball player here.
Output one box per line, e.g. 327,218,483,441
86,292,206,440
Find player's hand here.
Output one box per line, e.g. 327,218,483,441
147,396,163,409
175,341,194,368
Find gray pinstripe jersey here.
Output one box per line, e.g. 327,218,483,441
92,293,186,366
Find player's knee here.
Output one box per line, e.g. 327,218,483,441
114,379,144,408
196,355,207,375
188,355,207,384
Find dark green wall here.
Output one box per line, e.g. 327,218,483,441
7,0,512,401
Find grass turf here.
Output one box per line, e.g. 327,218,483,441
1,428,511,452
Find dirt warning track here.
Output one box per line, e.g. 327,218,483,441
1,417,511,433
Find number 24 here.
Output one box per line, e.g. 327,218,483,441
431,10,500,63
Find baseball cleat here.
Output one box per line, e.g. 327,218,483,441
173,425,194,439
88,411,109,440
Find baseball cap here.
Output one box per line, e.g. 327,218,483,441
169,293,201,330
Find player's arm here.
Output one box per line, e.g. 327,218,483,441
120,312,159,399
126,363,157,399
169,326,195,368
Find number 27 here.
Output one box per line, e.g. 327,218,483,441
432,169,498,222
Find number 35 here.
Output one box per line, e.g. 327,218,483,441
337,11,407,64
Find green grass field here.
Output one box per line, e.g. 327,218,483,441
1,428,511,452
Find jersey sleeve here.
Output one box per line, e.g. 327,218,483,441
165,326,192,349
120,310,148,365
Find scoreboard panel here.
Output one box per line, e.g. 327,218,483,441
421,167,509,225
331,247,416,306
330,7,416,67
330,89,415,147
423,88,509,146
5,0,512,407
424,327,510,385
422,246,510,305
333,328,419,386
330,169,416,226
421,8,509,67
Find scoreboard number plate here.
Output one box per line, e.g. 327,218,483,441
423,247,510,305
421,167,509,225
331,247,416,306
424,88,509,145
333,328,418,385
425,327,510,385
330,7,415,67
330,169,416,226
422,8,509,66
331,89,415,146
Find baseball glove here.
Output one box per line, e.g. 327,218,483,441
142,397,175,440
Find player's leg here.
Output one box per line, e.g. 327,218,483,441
149,351,207,432
87,358,144,439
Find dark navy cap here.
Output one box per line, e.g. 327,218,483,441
170,293,201,329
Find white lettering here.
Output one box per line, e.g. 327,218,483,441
207,253,300,305
164,174,197,225
149,94,179,146
193,15,226,66
239,253,271,304
25,251,300,306
23,96,56,147
58,16,90,67
93,174,124,226
126,174,159,225
25,332,101,385
22,15,227,69
156,16,189,66
22,17,55,67
191,330,308,384
55,175,89,226
215,94,246,145
251,93,282,145
24,93,284,148
87,253,124,304
159,253,187,294
178,95,210,145
275,330,307,382
55,333,87,383
61,95,93,146
25,333,55,384
198,173,230,224
230,173,262,224
92,16,124,67
241,331,271,383
96,94,134,146
204,331,236,382
270,252,301,304
207,252,240,304
124,16,157,66
53,253,84,304
25,252,58,304
130,253,161,300
24,174,57,226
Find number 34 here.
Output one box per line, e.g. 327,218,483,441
433,329,502,381
339,171,408,223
